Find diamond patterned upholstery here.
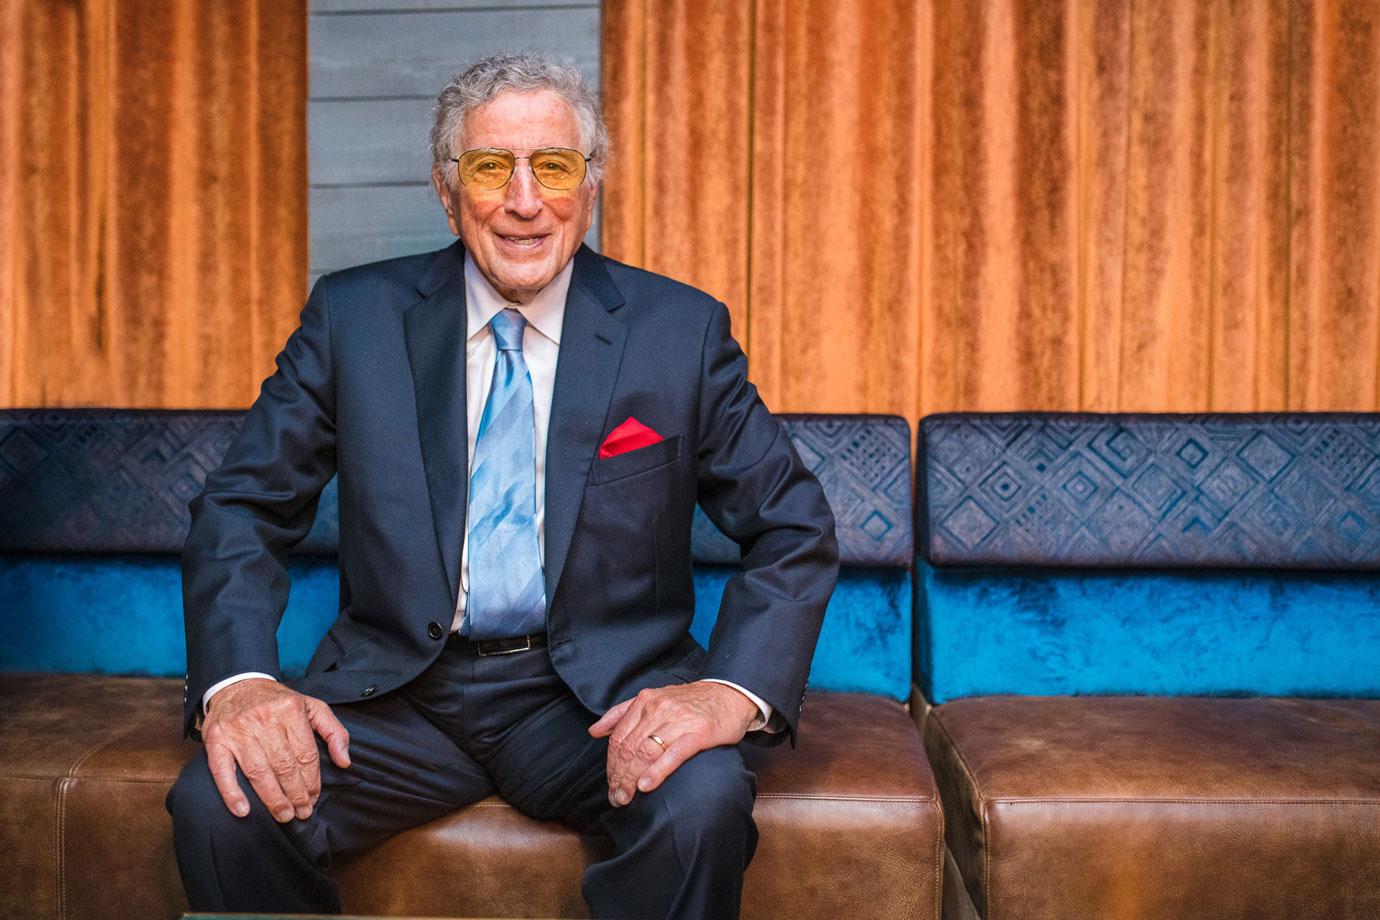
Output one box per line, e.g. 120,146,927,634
694,414,913,566
919,413,1380,570
0,410,911,565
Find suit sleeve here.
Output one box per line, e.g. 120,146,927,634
693,302,839,746
180,277,338,737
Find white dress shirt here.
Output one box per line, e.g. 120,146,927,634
204,253,772,731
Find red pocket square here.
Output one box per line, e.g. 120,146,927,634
599,417,664,459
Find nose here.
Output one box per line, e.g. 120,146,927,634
503,161,543,219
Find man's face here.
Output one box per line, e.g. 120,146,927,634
433,89,598,304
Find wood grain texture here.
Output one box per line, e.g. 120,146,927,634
602,0,1380,416
308,7,598,98
1,0,307,408
601,0,754,342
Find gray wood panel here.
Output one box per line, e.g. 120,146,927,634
311,185,455,272
309,98,436,185
309,7,600,99
315,0,593,12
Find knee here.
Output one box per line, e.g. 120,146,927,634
656,749,755,843
166,752,253,836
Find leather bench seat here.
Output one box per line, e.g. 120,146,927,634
1,673,943,920
923,695,1380,920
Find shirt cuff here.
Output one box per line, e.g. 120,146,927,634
201,672,278,720
701,678,777,732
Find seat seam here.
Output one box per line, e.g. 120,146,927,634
2,774,939,805
928,795,944,920
755,793,933,802
986,796,1380,805
66,722,142,779
56,776,70,920
930,714,987,808
43,720,158,920
930,712,991,918
983,797,993,920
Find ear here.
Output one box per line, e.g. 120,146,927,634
581,181,600,231
432,169,461,236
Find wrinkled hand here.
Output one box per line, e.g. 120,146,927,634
589,680,759,807
202,678,350,823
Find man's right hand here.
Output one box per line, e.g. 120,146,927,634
202,678,351,822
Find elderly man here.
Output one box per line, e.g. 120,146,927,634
167,53,837,919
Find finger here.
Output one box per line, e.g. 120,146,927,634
635,733,703,795
266,725,314,821
237,744,297,824
207,743,250,818
638,731,671,765
589,698,633,738
281,717,320,818
306,698,351,769
608,692,654,752
607,704,659,806
610,730,672,804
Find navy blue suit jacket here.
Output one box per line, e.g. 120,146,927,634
182,242,838,742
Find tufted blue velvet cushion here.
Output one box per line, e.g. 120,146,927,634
0,557,339,677
0,411,911,699
916,413,1380,702
919,413,1380,570
915,562,1380,703
0,561,909,700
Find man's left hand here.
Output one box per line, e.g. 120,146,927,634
589,680,759,806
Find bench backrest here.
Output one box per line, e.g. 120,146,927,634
915,413,1380,703
0,410,913,699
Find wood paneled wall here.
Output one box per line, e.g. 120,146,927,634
1,0,307,408
602,0,1380,416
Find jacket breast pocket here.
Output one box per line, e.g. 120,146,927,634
589,434,682,485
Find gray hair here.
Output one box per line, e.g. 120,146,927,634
430,52,608,189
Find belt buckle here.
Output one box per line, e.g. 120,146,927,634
480,635,533,656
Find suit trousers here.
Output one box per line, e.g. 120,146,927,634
166,635,759,919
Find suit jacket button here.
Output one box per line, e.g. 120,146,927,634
427,621,444,640
361,685,377,697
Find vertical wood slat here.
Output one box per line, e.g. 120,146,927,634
0,0,16,405
748,0,923,415
601,0,753,341
1290,0,1380,410
602,0,1380,417
1077,0,1132,412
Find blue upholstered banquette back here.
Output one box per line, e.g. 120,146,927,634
0,411,913,700
915,413,1380,703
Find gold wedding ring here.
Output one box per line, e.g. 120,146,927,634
649,734,667,750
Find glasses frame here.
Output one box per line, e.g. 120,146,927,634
448,146,595,192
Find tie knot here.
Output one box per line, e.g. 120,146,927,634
490,309,527,352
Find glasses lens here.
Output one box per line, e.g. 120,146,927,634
457,149,516,190
529,148,586,190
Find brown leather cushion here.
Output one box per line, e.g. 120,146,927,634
924,696,1380,920
0,674,942,920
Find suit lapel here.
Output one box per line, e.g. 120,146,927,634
403,241,468,607
544,246,627,607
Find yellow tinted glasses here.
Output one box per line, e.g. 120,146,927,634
450,147,592,191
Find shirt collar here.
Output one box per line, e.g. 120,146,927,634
463,251,570,346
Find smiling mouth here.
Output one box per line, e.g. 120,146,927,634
498,233,548,248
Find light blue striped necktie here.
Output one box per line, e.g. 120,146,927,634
465,308,547,639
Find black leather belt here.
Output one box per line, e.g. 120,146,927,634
453,632,548,656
